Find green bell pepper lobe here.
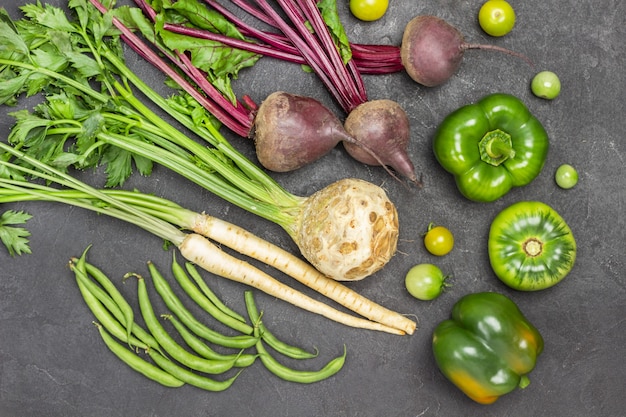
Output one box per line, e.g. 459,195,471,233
432,292,544,404
433,93,549,202
489,201,576,291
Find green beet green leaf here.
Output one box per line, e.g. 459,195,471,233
168,0,247,40
317,0,352,64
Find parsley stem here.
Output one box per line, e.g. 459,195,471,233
0,59,109,104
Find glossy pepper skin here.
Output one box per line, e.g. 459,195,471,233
432,292,544,404
433,93,549,202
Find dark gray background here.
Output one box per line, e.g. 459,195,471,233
1,0,624,416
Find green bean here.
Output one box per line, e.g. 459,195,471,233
76,246,134,344
147,261,258,349
70,261,149,351
163,314,257,368
255,337,347,384
134,273,238,375
184,261,246,322
70,258,162,353
147,348,241,392
244,291,318,360
171,253,252,334
94,322,184,388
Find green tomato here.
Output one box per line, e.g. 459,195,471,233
489,201,576,291
478,0,516,37
531,71,561,99
405,264,449,300
349,0,389,22
424,224,454,256
555,164,579,189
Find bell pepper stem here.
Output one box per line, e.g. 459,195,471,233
479,129,516,166
518,375,531,389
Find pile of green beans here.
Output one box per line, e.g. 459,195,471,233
69,248,347,391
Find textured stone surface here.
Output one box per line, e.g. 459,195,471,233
1,0,624,416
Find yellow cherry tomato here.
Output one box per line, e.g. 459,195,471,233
424,224,454,256
349,0,389,22
478,0,516,37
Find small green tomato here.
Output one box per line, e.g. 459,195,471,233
349,0,389,22
405,263,449,301
478,0,516,37
555,164,579,189
531,71,562,99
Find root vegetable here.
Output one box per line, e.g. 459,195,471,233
117,0,419,183
3,1,405,281
400,15,531,87
242,0,419,182
170,4,529,88
0,143,415,334
253,91,343,172
343,99,419,184
295,178,399,281
179,233,401,333
253,91,389,173
189,205,414,332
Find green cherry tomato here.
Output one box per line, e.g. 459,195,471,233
555,164,579,189
478,0,516,37
405,264,449,300
531,71,561,99
424,224,454,256
349,0,389,22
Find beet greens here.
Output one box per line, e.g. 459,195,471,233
112,0,420,184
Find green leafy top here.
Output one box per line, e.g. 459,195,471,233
317,0,352,64
0,210,32,256
0,0,303,239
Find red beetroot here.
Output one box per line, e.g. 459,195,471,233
254,92,392,174
253,92,351,172
400,15,532,87
343,100,419,185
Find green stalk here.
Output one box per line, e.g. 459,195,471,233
0,142,186,246
0,176,207,233
102,48,302,210
0,59,110,104
2,11,303,230
94,130,296,228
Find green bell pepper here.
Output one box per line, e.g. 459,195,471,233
432,292,544,404
433,93,549,202
489,201,577,291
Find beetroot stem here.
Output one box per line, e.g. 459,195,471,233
294,0,367,109
249,0,349,108
248,0,362,113
462,43,534,67
162,22,304,64
91,0,246,135
127,0,254,136
208,0,404,75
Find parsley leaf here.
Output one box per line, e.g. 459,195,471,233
0,210,33,256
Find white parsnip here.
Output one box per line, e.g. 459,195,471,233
0,1,413,337
0,143,412,335
178,233,405,335
192,213,416,335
